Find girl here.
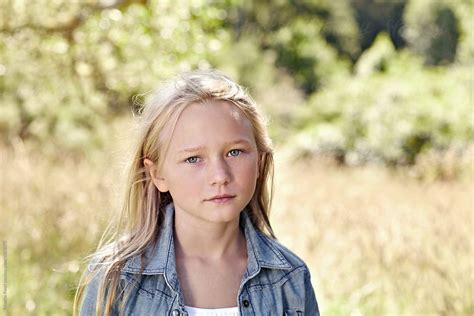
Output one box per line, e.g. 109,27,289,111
75,70,319,316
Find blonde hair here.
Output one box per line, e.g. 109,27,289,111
74,69,275,315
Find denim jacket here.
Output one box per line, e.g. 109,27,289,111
80,202,320,315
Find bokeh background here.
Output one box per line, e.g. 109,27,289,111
1,0,473,315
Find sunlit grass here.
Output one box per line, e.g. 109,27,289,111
273,150,473,315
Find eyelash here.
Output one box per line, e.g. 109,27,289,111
184,149,244,164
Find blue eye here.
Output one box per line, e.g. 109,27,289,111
185,156,200,164
184,149,243,164
228,149,243,157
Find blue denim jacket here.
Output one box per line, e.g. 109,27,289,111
80,202,320,315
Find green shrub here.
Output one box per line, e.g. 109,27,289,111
290,34,473,166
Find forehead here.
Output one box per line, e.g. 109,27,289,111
164,100,255,151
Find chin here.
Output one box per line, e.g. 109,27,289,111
206,206,243,223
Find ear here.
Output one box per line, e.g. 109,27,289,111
143,158,169,192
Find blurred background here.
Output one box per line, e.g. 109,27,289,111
0,0,473,315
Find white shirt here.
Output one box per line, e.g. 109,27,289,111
184,305,240,316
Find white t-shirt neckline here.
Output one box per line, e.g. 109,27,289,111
184,305,240,316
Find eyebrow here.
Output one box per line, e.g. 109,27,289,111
178,139,252,154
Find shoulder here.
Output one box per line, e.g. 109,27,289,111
242,209,310,273
250,231,319,313
79,258,106,316
79,256,128,316
255,230,310,273
273,237,309,271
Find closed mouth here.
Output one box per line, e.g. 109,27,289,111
207,195,236,201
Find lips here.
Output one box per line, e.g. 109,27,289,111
206,194,236,201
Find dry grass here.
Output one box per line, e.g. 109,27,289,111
1,119,473,315
273,149,473,315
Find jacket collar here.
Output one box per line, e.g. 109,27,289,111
122,202,292,290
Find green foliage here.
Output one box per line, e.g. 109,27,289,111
291,34,473,166
403,0,466,65
0,0,228,153
453,0,474,65
0,0,474,163
271,17,350,94
212,0,354,94
322,0,360,60
350,0,407,56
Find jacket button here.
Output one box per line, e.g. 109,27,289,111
172,309,181,316
242,299,250,307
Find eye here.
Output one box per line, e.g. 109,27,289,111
228,149,243,157
185,156,201,164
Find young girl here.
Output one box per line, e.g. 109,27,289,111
75,70,319,316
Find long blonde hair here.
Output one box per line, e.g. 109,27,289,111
74,69,276,315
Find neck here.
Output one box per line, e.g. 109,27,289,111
173,210,247,261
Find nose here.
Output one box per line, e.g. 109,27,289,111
208,157,232,186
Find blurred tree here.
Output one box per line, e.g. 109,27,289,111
354,32,395,76
452,0,474,65
0,0,227,153
292,34,473,165
221,0,352,94
0,0,472,164
323,0,361,61
403,0,462,65
351,0,407,51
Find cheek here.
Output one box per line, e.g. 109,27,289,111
175,169,200,185
165,166,202,195
236,156,259,182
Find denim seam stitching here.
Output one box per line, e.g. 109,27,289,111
247,266,306,292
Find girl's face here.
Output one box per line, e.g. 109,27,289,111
147,100,259,225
